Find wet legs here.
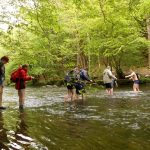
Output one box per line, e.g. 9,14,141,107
106,88,113,95
0,86,3,107
133,83,140,92
0,86,6,109
65,89,75,101
18,89,25,109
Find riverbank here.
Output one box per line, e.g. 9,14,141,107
28,77,150,87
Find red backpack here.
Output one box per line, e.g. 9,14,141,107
10,68,22,83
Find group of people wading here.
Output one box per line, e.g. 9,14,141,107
65,65,141,100
64,66,92,101
103,66,140,96
0,56,34,110
0,55,141,109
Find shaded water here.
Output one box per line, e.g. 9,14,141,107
0,85,150,150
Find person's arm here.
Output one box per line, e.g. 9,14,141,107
20,70,32,81
83,70,92,81
84,72,90,81
108,70,117,80
125,72,134,78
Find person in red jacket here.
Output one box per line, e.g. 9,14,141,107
15,64,34,109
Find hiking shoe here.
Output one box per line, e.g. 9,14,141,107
0,106,6,110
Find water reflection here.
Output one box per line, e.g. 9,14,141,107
15,110,28,136
1,86,150,149
0,111,9,150
8,110,37,149
65,99,86,111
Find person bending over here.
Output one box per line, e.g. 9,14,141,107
15,64,34,109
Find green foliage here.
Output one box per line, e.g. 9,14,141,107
0,0,149,81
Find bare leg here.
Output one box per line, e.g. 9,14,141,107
133,83,139,92
70,89,74,101
18,89,25,109
133,84,136,92
65,89,71,101
0,86,3,107
68,89,71,98
65,89,75,101
135,84,140,92
81,94,84,100
64,89,70,101
110,88,114,95
106,89,109,94
74,93,79,100
106,88,112,95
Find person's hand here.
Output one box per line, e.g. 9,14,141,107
31,76,35,79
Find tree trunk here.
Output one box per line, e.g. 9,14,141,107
113,57,125,79
116,68,125,79
146,18,150,68
76,30,80,67
87,33,91,73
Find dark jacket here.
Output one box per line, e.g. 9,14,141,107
15,68,32,90
80,69,90,81
0,60,5,86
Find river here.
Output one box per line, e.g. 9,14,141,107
0,84,150,150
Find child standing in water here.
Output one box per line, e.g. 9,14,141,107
125,69,140,92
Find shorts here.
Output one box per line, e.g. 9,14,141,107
104,83,112,89
16,79,25,89
74,82,85,95
67,84,74,90
134,80,140,84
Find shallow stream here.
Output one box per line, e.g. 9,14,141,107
0,85,150,150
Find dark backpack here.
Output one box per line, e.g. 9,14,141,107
64,75,71,83
80,70,87,80
10,68,21,83
136,73,140,80
64,70,75,83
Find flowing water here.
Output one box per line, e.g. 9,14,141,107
0,84,150,150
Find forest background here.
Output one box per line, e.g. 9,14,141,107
0,0,150,85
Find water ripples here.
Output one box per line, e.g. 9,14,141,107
0,86,150,149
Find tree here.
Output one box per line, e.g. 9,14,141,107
0,0,149,82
